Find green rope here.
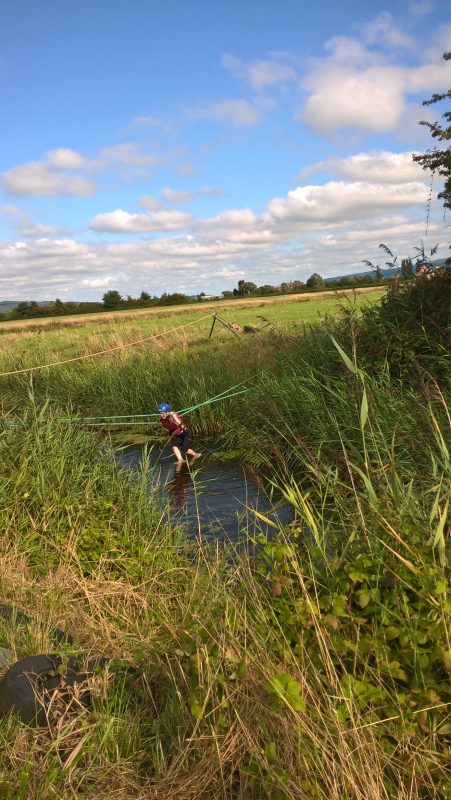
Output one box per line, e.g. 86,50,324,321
1,349,288,430
83,388,249,426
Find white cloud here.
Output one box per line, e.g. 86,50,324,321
95,142,160,169
90,208,192,233
1,204,448,301
129,115,174,134
161,186,223,205
162,187,194,205
299,151,426,183
300,37,450,134
221,53,296,89
189,99,262,126
80,276,116,288
2,162,95,197
267,181,428,228
2,141,163,197
361,12,414,49
0,205,66,238
46,148,86,169
409,0,435,16
138,195,161,211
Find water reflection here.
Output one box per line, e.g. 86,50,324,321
169,460,190,513
117,442,292,541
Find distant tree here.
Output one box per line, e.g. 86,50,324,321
305,273,324,290
53,298,66,315
197,292,206,302
139,291,151,304
235,280,257,296
102,290,123,310
157,292,191,306
257,284,276,295
15,301,32,318
222,290,234,299
412,51,451,213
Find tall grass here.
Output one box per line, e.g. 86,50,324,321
0,302,449,798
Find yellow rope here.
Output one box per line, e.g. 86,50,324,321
0,314,212,377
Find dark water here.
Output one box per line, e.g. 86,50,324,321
116,442,293,541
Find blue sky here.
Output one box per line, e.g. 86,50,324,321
0,0,450,300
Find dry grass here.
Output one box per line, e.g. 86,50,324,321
1,542,446,800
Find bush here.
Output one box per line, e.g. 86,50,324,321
355,268,450,381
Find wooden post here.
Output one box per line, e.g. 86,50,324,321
208,314,217,339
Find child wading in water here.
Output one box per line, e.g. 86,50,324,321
157,403,200,463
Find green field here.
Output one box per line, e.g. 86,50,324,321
0,287,384,370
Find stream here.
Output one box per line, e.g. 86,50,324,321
116,441,293,541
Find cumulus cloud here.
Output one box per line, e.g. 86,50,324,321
3,162,95,197
2,141,163,197
299,36,450,134
299,151,426,183
90,208,192,233
221,53,296,89
267,181,428,229
80,276,118,288
2,209,447,301
189,99,262,126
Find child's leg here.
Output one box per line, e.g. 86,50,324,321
172,445,184,462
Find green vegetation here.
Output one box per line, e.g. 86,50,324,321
0,283,449,798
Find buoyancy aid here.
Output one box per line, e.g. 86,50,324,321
161,412,188,437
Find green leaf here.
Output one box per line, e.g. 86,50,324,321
330,336,357,375
357,591,370,609
266,673,306,713
190,698,203,720
336,704,348,723
264,741,278,763
437,723,451,735
360,386,368,430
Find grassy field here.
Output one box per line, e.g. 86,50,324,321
0,287,384,371
0,281,449,799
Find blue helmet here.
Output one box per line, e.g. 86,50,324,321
157,403,170,413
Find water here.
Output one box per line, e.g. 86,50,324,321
116,441,293,541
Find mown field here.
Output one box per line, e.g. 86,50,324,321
0,277,449,800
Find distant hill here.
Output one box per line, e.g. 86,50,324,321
325,258,447,283
0,300,53,312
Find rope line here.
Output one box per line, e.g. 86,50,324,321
0,314,212,378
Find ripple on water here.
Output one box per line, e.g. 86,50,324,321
116,442,293,541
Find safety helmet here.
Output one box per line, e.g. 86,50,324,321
157,403,170,413
418,258,429,265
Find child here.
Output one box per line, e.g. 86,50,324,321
157,403,200,463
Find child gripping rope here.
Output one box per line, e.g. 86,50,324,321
157,403,200,463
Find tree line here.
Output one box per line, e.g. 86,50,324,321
0,270,393,321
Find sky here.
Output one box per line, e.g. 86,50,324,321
0,0,450,301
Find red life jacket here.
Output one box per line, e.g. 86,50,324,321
161,412,188,437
